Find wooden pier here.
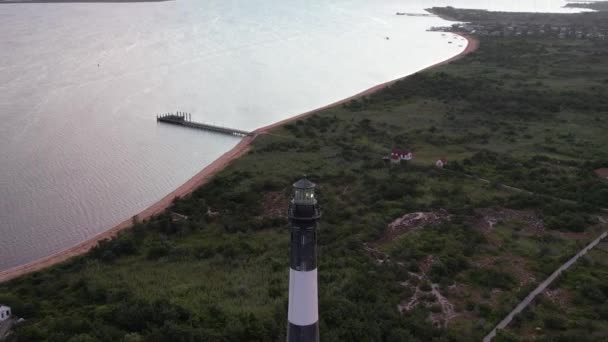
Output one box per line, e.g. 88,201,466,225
395,12,437,17
156,112,253,137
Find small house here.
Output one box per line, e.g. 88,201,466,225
0,305,11,322
391,149,413,161
436,158,447,168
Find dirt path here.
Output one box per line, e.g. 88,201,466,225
0,35,479,284
431,284,457,323
483,230,608,342
366,241,458,327
439,168,608,213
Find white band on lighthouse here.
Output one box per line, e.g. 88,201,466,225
288,268,319,326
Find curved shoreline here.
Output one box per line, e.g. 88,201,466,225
0,33,479,284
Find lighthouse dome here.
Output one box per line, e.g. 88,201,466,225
293,179,316,189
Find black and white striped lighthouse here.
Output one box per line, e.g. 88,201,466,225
287,179,321,342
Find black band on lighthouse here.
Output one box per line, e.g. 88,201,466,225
287,322,319,342
289,225,317,271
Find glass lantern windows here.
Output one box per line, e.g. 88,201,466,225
292,178,316,205
294,188,315,204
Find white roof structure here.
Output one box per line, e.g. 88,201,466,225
0,305,11,322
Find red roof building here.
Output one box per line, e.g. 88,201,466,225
391,149,413,161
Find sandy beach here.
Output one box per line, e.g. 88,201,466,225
0,34,479,284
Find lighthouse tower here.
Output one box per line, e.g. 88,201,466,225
287,179,321,342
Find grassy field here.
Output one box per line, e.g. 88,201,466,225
1,15,608,342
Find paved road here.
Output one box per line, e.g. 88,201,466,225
483,230,608,342
0,318,14,340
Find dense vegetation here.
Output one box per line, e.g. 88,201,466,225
1,9,607,342
565,1,608,12
430,6,608,26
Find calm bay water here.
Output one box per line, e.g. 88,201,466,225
0,0,583,271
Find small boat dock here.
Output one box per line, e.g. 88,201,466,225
156,112,253,137
395,12,437,17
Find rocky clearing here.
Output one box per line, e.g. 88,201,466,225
366,206,599,328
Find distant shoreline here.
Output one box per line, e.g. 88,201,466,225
0,33,479,284
0,0,171,4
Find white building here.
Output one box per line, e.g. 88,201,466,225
0,305,11,322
